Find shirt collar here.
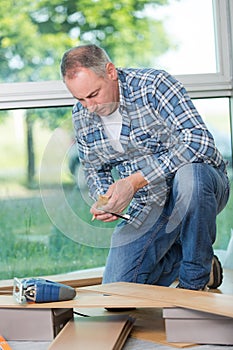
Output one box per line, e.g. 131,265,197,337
117,69,132,111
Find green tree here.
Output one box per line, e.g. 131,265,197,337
0,0,172,82
0,0,173,184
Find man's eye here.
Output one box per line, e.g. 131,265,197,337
90,92,98,98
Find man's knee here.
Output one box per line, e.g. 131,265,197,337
172,163,213,208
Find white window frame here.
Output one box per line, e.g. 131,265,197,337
0,0,232,108
180,0,233,99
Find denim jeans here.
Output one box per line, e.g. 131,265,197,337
103,163,230,290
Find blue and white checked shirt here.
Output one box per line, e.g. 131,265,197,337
72,68,227,227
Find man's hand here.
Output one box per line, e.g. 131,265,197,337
90,172,148,222
90,201,115,222
103,177,134,213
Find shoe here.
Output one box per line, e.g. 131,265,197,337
176,255,223,291
207,255,223,289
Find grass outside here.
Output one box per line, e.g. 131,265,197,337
0,113,113,280
0,179,232,281
0,185,112,280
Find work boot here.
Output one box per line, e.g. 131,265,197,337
207,255,223,289
176,255,223,291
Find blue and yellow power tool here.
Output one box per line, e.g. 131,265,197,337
13,277,76,304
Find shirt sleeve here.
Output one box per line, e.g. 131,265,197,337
76,135,114,201
138,71,221,198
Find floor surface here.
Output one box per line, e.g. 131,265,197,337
4,268,233,350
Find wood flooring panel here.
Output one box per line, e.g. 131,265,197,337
74,307,195,348
48,315,135,350
0,291,170,309
80,282,233,318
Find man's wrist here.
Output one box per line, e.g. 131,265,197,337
128,172,148,192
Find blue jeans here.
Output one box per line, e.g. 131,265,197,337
103,163,230,290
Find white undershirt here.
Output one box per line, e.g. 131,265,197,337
100,109,124,152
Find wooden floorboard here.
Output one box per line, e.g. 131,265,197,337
0,269,232,349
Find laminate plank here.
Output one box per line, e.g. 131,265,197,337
0,291,170,309
80,282,233,318
48,315,135,350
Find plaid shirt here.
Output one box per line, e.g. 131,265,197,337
72,68,227,227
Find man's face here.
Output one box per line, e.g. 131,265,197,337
64,63,119,116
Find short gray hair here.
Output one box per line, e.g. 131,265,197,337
60,44,111,79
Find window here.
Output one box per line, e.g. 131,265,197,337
0,108,110,279
1,0,232,109
192,98,232,249
0,0,232,280
147,0,217,75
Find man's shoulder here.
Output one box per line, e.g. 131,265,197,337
117,67,169,85
72,102,91,131
73,101,84,114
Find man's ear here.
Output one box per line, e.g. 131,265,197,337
106,62,118,80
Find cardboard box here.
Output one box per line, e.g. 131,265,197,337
0,308,73,341
163,307,233,345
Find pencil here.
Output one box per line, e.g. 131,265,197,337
91,212,130,221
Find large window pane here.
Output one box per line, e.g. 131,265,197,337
0,108,111,280
193,98,233,250
0,0,217,83
151,0,217,74
1,98,232,280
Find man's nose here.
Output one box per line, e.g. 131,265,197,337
86,99,96,112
